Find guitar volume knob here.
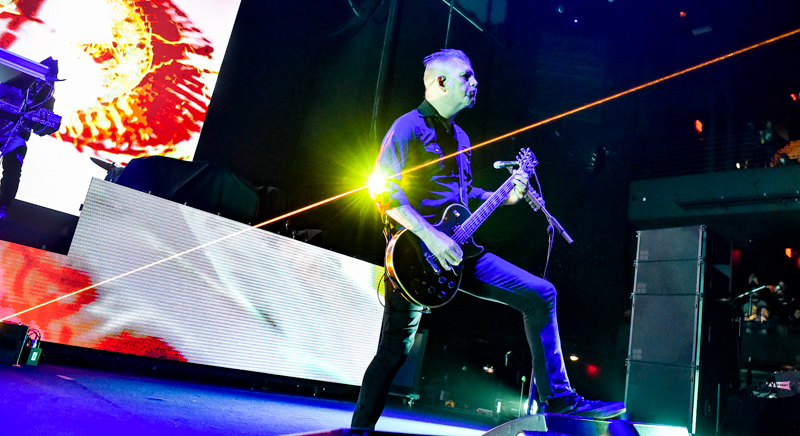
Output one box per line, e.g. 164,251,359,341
438,276,446,284
447,282,456,289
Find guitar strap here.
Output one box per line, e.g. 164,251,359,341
453,125,474,211
378,211,397,291
456,142,469,209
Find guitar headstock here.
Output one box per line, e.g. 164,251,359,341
516,148,538,174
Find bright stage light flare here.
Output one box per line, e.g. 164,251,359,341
4,26,800,322
367,172,388,197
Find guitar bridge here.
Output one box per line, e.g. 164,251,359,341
424,252,442,275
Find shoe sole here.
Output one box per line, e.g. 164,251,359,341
569,407,626,420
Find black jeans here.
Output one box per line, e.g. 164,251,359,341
351,252,573,429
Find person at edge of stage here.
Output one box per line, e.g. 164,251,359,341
0,57,59,220
351,48,625,430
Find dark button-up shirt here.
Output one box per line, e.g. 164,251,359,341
370,100,487,227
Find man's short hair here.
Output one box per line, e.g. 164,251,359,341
423,49,471,88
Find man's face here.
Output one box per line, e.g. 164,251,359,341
443,60,478,111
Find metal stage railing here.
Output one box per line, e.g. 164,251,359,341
631,131,798,180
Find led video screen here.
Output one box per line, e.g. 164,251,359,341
1,179,385,386
0,0,242,215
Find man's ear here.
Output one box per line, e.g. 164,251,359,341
437,76,446,91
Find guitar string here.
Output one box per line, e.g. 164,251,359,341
458,177,516,240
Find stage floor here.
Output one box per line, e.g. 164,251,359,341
0,362,494,436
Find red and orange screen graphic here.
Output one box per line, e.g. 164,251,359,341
0,0,241,214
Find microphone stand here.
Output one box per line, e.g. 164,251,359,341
506,167,574,244
733,285,766,301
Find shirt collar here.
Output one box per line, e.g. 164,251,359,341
418,100,453,132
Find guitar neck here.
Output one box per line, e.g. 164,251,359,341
452,177,516,245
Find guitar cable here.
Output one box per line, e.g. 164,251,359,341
529,168,555,281
18,80,56,135
506,165,554,280
375,264,430,314
376,213,431,314
0,84,34,151
376,212,391,307
543,223,555,281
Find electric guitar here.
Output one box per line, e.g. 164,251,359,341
385,148,538,307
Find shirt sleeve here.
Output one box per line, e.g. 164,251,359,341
466,182,488,202
369,118,414,214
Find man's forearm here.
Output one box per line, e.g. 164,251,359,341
385,205,435,235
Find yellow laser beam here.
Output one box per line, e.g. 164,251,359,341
3,27,799,322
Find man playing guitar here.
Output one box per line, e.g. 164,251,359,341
351,49,624,430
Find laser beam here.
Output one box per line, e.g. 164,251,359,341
398,26,800,176
4,27,799,322
0,185,367,322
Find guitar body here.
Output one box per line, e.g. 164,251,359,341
384,148,537,308
385,203,483,307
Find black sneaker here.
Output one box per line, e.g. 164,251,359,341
541,392,626,419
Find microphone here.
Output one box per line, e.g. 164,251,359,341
493,160,518,169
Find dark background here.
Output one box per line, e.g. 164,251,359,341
193,0,800,406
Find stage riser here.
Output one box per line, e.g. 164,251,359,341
290,431,563,436
288,430,440,436
482,413,689,436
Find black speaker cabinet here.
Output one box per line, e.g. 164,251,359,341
0,322,29,365
390,329,427,400
626,225,737,435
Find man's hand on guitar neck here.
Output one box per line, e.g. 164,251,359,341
386,205,463,271
503,167,530,206
482,167,530,206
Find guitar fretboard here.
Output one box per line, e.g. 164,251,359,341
451,177,516,245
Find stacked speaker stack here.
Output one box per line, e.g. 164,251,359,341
625,225,738,435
